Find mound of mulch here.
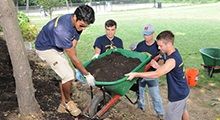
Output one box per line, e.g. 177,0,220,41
0,37,79,119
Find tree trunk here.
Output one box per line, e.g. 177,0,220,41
69,0,73,7
49,9,53,20
26,0,29,12
0,0,42,119
65,0,70,11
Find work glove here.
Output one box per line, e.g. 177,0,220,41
74,69,85,83
125,72,137,81
129,42,138,51
84,73,95,86
92,54,99,59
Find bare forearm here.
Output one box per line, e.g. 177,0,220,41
65,46,89,75
136,71,159,79
70,58,88,75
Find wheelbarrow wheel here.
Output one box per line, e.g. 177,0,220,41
88,92,111,119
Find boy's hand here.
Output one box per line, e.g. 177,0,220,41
125,72,136,80
92,54,99,59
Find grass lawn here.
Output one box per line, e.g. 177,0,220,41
30,3,220,85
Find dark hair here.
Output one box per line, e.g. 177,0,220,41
105,19,117,28
156,30,174,44
74,5,95,24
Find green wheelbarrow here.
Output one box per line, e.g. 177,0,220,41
199,47,220,77
82,48,152,119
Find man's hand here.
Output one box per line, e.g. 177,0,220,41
150,59,159,69
92,54,99,59
75,69,86,83
84,73,95,86
125,72,137,80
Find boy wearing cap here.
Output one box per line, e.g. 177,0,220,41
126,30,190,120
92,19,123,59
132,24,164,119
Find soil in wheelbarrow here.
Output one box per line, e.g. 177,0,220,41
86,52,141,82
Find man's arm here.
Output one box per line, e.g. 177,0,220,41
65,40,89,75
152,58,175,77
126,58,176,80
91,47,101,59
94,47,101,55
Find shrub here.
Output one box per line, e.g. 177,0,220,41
18,11,30,24
17,12,38,42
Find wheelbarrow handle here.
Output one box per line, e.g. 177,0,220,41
144,54,160,72
94,94,121,118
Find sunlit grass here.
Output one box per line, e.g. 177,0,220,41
29,3,220,84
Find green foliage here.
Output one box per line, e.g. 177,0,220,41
0,26,2,32
18,11,30,24
19,22,38,42
18,12,38,42
36,0,64,19
16,0,38,6
18,0,26,5
161,0,219,3
36,0,64,10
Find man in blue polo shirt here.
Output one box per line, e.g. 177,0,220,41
35,5,95,116
92,19,123,58
132,24,164,119
126,30,190,120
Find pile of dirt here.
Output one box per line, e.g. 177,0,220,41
0,39,13,78
0,37,75,119
86,52,141,82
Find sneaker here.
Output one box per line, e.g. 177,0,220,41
65,100,81,116
137,106,145,112
157,114,164,120
57,104,68,113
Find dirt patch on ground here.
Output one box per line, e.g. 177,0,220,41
0,37,220,120
86,52,140,82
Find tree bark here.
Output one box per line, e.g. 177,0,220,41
0,0,42,118
26,0,29,12
65,0,70,11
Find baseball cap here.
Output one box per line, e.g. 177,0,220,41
143,24,154,36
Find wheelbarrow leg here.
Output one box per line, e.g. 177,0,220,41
93,94,121,119
209,67,214,78
201,64,215,78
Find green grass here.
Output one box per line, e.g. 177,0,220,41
30,3,220,85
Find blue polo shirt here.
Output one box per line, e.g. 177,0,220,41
93,35,123,54
165,49,190,102
35,14,82,51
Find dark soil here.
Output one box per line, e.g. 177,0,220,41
0,37,76,120
86,52,141,82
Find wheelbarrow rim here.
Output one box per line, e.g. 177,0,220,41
199,47,220,60
95,77,127,86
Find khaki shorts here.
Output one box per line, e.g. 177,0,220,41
36,49,75,84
